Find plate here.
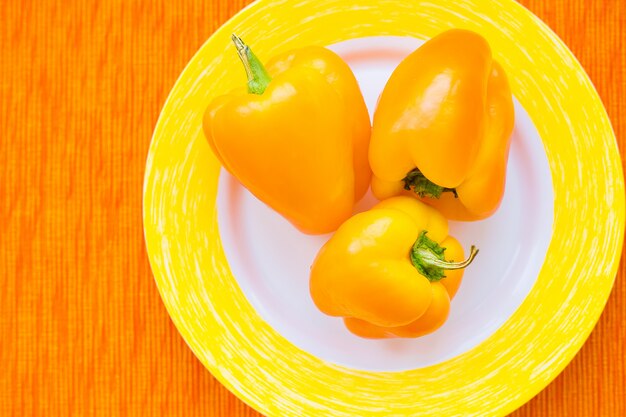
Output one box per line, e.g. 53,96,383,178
143,0,625,415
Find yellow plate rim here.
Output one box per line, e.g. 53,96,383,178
143,0,625,415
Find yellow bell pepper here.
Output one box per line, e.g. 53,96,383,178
370,29,514,221
310,196,478,339
203,35,371,234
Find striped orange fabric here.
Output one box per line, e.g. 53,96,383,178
0,0,623,415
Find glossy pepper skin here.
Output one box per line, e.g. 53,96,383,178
309,196,478,339
203,36,371,234
370,29,514,221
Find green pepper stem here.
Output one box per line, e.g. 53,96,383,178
417,245,478,270
410,231,478,281
231,34,272,95
403,168,458,199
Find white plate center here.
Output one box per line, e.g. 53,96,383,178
216,36,554,371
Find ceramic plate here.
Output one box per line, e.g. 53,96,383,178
143,0,624,415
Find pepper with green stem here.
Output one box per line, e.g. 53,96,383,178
310,196,479,339
203,35,372,234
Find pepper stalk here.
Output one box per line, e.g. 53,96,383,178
403,168,458,199
232,34,272,95
410,231,478,281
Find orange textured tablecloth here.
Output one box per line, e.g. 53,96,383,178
1,0,624,415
